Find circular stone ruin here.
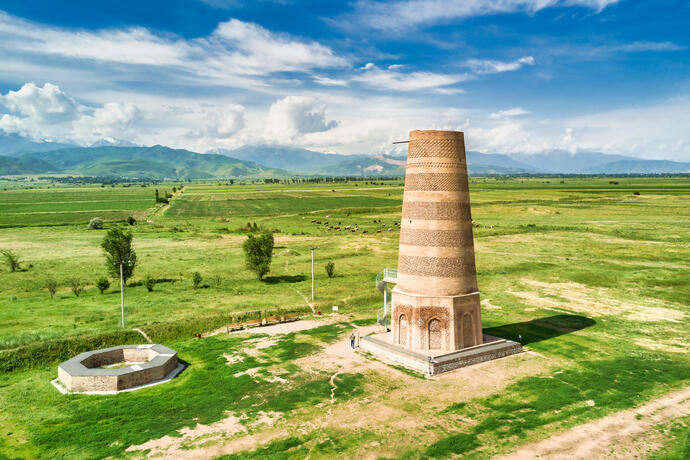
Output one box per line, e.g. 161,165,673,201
57,344,178,393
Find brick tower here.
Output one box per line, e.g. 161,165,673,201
391,130,482,351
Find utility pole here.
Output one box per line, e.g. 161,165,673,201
115,260,130,328
310,246,319,302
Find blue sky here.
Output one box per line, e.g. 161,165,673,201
0,0,688,160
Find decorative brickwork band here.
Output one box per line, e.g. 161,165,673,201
404,173,466,191
405,161,462,169
398,254,476,278
407,138,466,159
401,201,470,221
399,228,471,247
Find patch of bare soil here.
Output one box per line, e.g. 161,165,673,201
496,386,690,460
634,338,689,354
481,299,502,310
509,279,685,323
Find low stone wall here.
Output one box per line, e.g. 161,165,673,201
360,333,522,375
57,344,178,392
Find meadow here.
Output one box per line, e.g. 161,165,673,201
0,176,688,458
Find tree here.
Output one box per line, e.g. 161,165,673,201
88,217,104,229
242,231,274,281
1,250,21,272
144,275,156,292
96,276,110,294
192,272,202,289
325,261,335,278
127,216,136,226
101,228,137,284
69,278,83,297
45,278,57,298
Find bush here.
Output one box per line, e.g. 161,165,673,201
88,217,104,229
1,250,21,272
95,276,110,294
144,275,156,292
45,278,58,298
325,261,335,278
192,272,202,289
101,228,137,284
0,330,143,373
68,278,83,297
243,231,274,281
127,216,136,225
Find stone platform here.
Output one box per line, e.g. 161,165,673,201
360,332,522,375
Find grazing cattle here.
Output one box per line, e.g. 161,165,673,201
388,228,393,231
345,225,351,229
362,230,368,234
377,230,382,233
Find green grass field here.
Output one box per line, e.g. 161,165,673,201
0,177,688,459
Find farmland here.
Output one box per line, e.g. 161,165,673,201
0,176,688,459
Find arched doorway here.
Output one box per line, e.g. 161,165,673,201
462,313,475,348
428,318,442,350
398,314,408,347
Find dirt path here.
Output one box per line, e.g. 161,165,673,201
496,386,690,460
133,328,152,343
289,287,315,313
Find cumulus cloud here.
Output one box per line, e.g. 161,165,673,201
353,63,470,91
465,56,535,74
0,82,81,123
0,82,141,144
339,0,620,33
489,107,531,119
187,104,246,139
264,96,338,142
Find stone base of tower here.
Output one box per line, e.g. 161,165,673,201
359,333,522,375
391,287,482,352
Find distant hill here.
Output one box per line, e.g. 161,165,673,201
0,155,57,175
510,150,636,174
209,146,364,173
319,154,406,176
582,160,690,174
0,132,74,157
23,146,290,179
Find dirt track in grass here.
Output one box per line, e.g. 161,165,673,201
496,386,690,460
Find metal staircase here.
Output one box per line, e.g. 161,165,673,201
375,268,397,328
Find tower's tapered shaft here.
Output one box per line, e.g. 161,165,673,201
392,130,482,351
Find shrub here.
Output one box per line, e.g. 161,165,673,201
192,272,202,289
325,261,335,278
127,216,137,226
101,228,137,284
68,278,83,297
144,275,156,292
88,217,104,229
243,231,274,281
95,276,110,294
45,278,58,298
0,330,143,373
1,250,21,272
213,274,222,288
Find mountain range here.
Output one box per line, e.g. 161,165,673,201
7,145,289,179
1,133,689,177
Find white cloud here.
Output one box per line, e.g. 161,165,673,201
465,56,535,74
0,82,141,144
0,82,81,123
0,12,345,89
342,0,620,33
489,107,531,119
263,96,338,142
353,63,470,91
313,76,348,87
